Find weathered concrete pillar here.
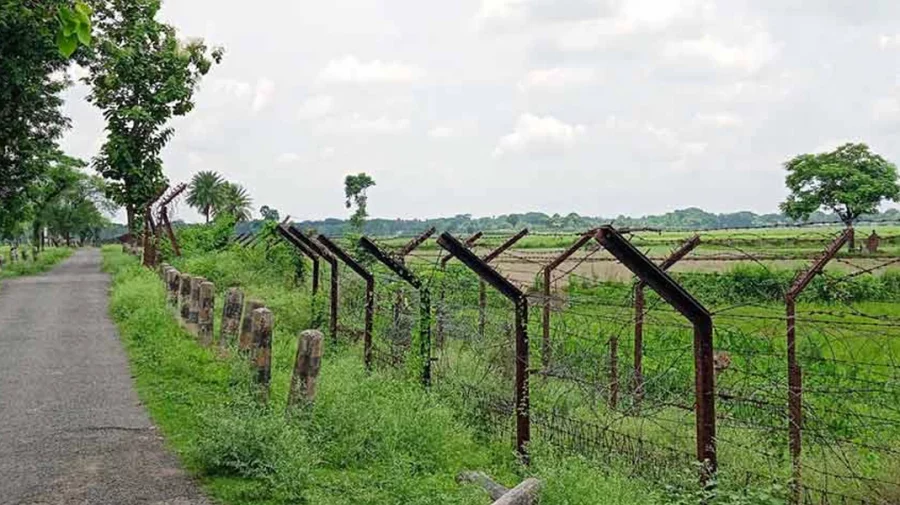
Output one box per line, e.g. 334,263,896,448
198,281,215,346
187,276,203,335
250,307,274,402
239,299,265,352
179,275,193,324
288,329,324,408
219,288,245,348
168,269,181,308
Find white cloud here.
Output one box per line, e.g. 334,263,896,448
187,152,204,166
492,114,586,157
277,152,302,164
252,78,275,113
518,67,598,91
317,55,423,84
695,112,743,127
879,34,900,49
320,146,336,159
872,96,900,120
663,32,779,73
298,95,335,120
213,78,252,98
315,114,411,135
428,126,455,138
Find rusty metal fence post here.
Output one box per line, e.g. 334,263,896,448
359,236,433,386
286,226,338,341
479,229,529,339
437,231,483,348
276,224,320,294
593,225,716,475
438,232,531,463
317,235,374,369
784,228,851,504
632,234,700,410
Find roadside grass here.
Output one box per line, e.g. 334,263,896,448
0,247,73,284
102,246,665,505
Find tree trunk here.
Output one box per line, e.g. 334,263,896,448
126,204,136,240
846,224,855,253
205,207,210,224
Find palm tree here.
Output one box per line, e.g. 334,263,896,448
216,183,253,222
186,171,225,223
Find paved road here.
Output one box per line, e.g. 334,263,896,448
0,249,209,505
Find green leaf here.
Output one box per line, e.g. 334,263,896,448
74,1,92,16
76,24,91,46
57,32,78,58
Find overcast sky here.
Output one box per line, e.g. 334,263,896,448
60,0,900,223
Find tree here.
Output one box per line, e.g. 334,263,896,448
84,0,223,234
259,205,280,221
217,183,252,222
344,173,375,231
186,171,225,223
780,143,900,250
0,1,78,238
26,153,86,248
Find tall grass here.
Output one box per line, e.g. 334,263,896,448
0,247,73,284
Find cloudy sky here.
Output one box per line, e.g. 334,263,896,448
60,0,900,223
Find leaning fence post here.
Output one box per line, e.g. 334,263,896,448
250,307,273,402
317,235,374,369
784,228,851,504
437,231,483,348
438,232,530,464
593,226,716,476
220,288,245,348
286,226,335,333
288,329,324,408
239,299,265,352
478,229,529,339
198,281,215,346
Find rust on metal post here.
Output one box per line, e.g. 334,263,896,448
479,228,529,338
633,234,701,409
289,227,340,343
593,225,716,474
437,232,530,463
437,231,483,347
541,230,596,370
317,235,375,366
784,228,851,504
359,236,432,386
276,224,320,294
155,183,186,258
397,227,436,259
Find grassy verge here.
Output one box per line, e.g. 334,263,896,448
0,247,73,285
103,246,665,505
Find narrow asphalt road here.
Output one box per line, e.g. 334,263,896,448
0,249,210,505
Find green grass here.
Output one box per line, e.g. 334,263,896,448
0,247,73,285
102,245,676,505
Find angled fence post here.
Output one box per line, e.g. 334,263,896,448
784,228,851,504
438,232,530,464
287,226,336,337
276,224,320,294
593,225,716,476
437,231,483,348
317,235,374,368
479,229,529,339
542,230,596,370
633,234,701,410
359,236,432,386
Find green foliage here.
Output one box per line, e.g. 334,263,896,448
175,213,237,257
84,0,223,232
217,183,253,222
344,173,375,231
187,171,226,223
0,247,72,281
259,205,280,222
56,1,92,57
780,143,900,226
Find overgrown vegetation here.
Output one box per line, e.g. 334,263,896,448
0,247,72,282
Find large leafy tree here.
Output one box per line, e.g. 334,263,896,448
344,172,375,231
259,205,280,221
44,170,111,246
26,153,85,248
780,143,900,250
217,183,252,222
83,0,223,234
186,170,225,223
0,1,77,238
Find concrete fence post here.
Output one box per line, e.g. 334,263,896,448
239,299,265,352
179,275,193,324
250,307,274,402
198,281,215,346
288,329,324,409
168,270,181,308
188,276,203,335
220,288,245,348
